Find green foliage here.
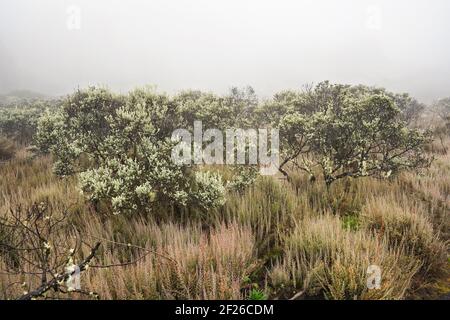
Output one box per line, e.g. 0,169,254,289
247,288,267,300
341,214,360,231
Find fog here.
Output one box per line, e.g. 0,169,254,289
1,0,449,102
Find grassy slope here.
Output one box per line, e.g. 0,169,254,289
0,139,448,300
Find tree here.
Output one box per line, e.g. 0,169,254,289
36,87,226,215
432,97,450,152
433,97,450,122
308,94,432,188
396,95,425,125
277,113,311,179
263,82,432,187
258,82,354,179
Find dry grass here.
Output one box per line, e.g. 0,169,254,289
213,176,303,255
362,196,448,278
81,222,255,300
269,215,421,300
0,137,16,162
0,155,83,214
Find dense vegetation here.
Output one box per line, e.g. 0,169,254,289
0,83,448,300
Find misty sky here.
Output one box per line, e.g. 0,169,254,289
1,0,449,102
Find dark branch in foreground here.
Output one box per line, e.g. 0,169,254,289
17,242,101,300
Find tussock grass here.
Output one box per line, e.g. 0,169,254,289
362,196,448,278
270,215,421,300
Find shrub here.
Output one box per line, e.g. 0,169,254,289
226,166,259,194
191,171,226,210
175,86,258,131
0,101,55,144
36,87,227,214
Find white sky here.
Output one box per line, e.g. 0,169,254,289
1,0,450,102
